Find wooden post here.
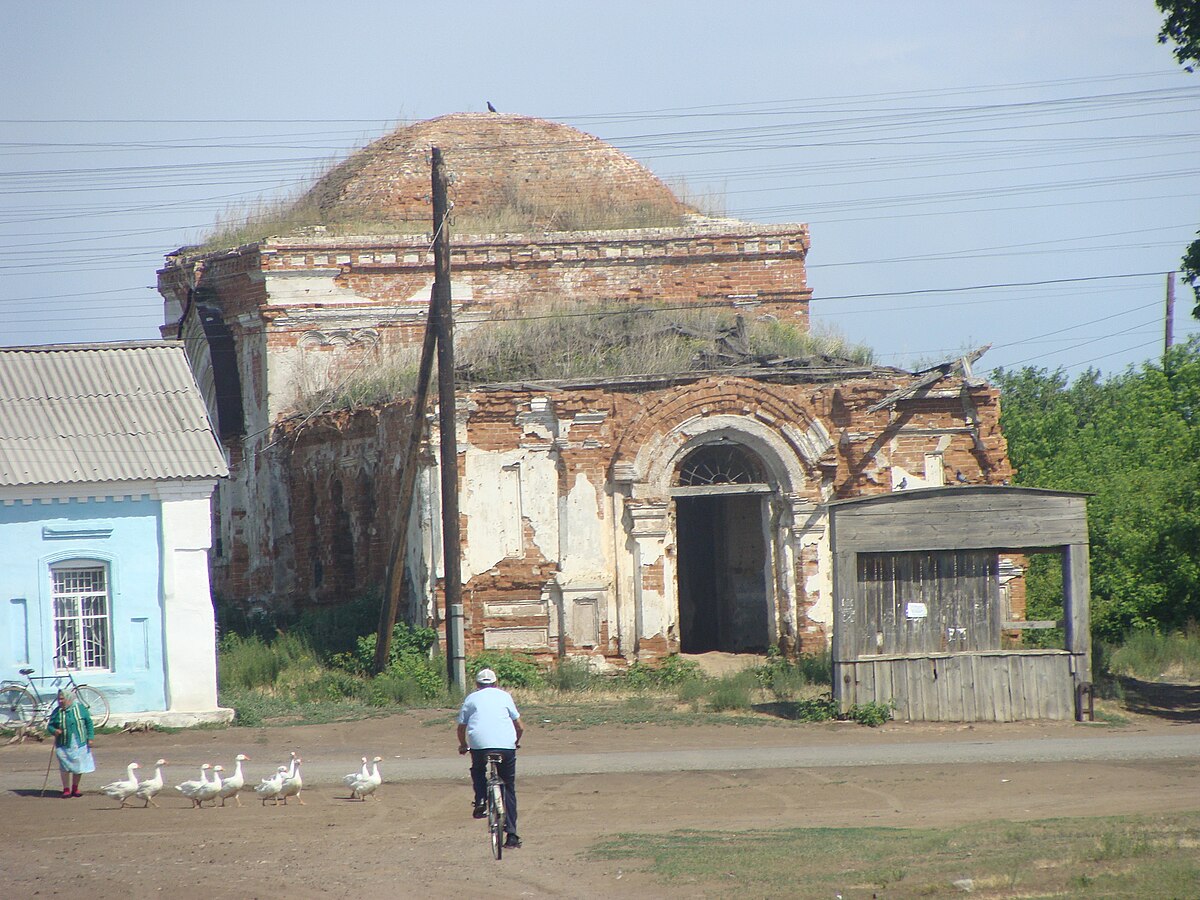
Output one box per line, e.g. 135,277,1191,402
1166,271,1176,360
371,296,439,675
432,147,467,693
1062,542,1092,720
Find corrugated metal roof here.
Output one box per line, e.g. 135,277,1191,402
0,341,229,487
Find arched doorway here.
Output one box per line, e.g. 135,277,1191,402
673,442,772,653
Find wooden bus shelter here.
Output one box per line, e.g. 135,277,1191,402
828,485,1092,722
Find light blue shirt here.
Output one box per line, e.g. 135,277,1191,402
457,686,520,749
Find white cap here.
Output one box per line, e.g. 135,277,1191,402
475,668,498,685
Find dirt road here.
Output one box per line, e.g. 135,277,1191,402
3,710,1199,899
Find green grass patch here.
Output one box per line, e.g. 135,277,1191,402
591,812,1200,898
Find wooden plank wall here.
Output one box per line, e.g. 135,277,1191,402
845,651,1076,721
831,489,1089,554
855,550,1000,655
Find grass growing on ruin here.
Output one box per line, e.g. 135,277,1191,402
197,174,689,253
285,303,875,416
590,812,1200,898
456,304,873,385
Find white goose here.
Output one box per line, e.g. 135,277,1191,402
100,762,140,808
175,763,212,808
342,756,368,796
278,753,304,806
134,759,167,808
255,765,287,806
349,756,383,801
192,765,224,807
219,754,250,807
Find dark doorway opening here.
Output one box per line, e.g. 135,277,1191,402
676,494,769,653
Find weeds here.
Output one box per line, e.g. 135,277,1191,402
1106,626,1200,681
706,671,759,712
213,604,884,729
547,657,596,692
466,651,545,688
846,699,896,727
282,304,875,417
218,632,317,691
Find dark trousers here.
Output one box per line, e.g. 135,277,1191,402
470,748,518,837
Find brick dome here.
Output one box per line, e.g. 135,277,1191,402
302,113,692,232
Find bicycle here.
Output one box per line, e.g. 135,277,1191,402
0,666,111,730
485,752,507,860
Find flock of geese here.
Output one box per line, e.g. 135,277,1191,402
97,751,383,808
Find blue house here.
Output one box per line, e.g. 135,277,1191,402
0,342,229,724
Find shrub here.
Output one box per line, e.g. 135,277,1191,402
846,699,896,727
796,648,833,685
334,621,439,676
653,655,704,687
789,693,839,722
467,651,545,689
384,653,447,701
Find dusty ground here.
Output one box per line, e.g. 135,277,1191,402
2,687,1199,899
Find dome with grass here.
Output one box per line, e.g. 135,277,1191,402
300,112,693,234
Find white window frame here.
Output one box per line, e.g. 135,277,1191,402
51,561,112,672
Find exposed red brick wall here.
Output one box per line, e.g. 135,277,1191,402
260,369,1010,664
305,113,692,227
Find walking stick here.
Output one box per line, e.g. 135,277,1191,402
40,741,56,797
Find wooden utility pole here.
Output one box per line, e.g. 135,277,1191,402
432,147,467,693
372,294,439,675
1166,270,1176,360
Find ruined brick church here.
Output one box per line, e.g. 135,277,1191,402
159,113,1015,665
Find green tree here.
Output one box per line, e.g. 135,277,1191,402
1156,1,1200,313
995,339,1200,639
1158,0,1200,70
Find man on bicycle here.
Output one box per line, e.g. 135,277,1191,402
457,667,524,849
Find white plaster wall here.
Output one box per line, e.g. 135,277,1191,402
558,472,608,585
263,269,370,306
461,447,559,579
803,514,834,638
157,484,221,712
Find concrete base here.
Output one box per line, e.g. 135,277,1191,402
108,708,235,729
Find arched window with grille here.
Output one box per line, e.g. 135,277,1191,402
51,561,112,671
676,442,767,487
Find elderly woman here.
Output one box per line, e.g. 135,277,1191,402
47,690,95,798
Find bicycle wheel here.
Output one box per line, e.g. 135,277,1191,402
73,685,110,728
488,781,505,860
0,685,38,729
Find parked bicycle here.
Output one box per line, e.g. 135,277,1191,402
484,752,507,859
0,666,110,729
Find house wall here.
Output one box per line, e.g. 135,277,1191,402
0,481,221,715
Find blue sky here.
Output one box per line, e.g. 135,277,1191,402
2,1,1197,378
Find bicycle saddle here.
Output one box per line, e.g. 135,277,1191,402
18,667,34,676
